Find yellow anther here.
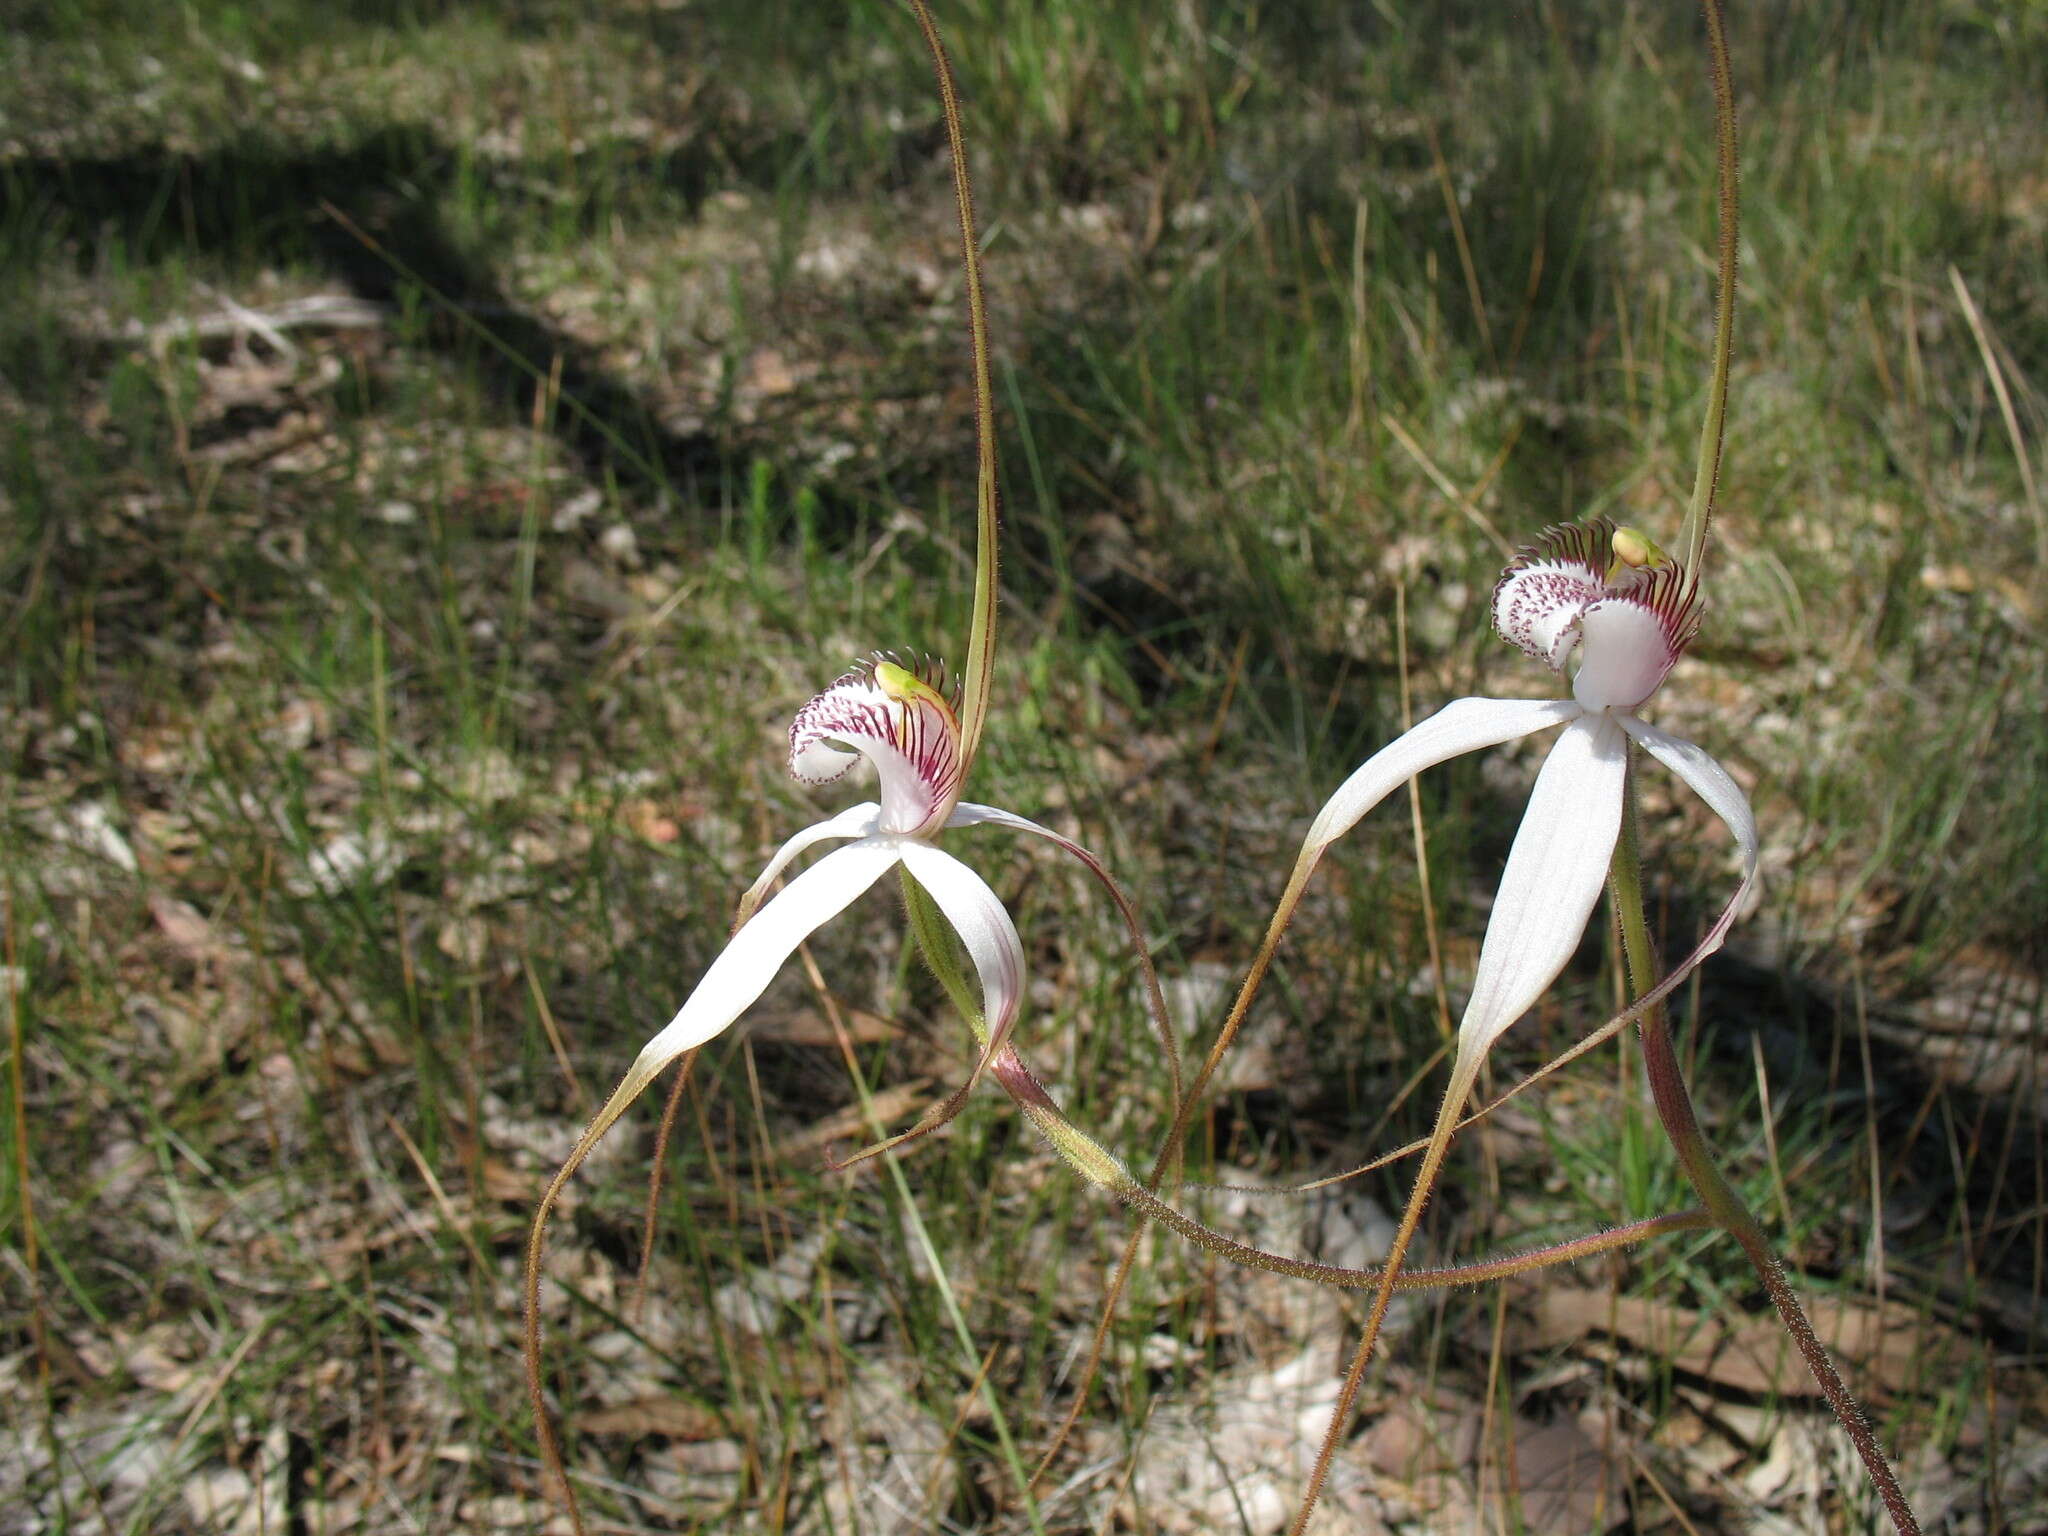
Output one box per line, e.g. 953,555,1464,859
874,659,948,712
1608,525,1671,581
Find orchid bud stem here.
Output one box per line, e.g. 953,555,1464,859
1612,755,1921,1534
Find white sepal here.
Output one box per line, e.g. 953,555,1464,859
633,837,905,1072
898,840,1025,1061
1304,696,1579,853
737,803,883,921
1455,713,1627,1062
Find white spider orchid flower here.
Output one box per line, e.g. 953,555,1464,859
609,652,1141,1153
648,655,1009,1067
1307,521,1758,1081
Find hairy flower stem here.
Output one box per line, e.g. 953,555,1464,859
1039,777,1703,1479
1611,760,1921,1535
523,1047,692,1536
1287,1054,1478,1536
991,1048,1708,1289
1034,857,1315,1477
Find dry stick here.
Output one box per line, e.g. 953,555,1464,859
525,955,589,1114
1017,819,1181,1119
1287,1053,1481,1536
7,899,114,1536
630,1058,697,1322
1032,1213,1145,1483
3,915,43,1391
1032,851,1323,1481
523,1051,689,1536
1397,577,1456,1040
801,946,1052,1536
2,906,101,1536
1425,117,1496,369
1949,264,2047,571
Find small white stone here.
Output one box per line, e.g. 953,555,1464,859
599,523,641,567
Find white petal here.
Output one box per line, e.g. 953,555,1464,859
1456,713,1627,1061
736,803,883,919
1618,715,1759,963
899,841,1025,1062
1305,697,1580,852
633,838,904,1070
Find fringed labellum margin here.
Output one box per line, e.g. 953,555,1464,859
789,654,967,839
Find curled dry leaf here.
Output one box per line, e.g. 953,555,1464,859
576,1398,724,1441
771,1079,932,1163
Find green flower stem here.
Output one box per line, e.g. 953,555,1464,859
1611,758,1921,1535
1679,0,1740,589
817,869,1000,1169
1287,1053,1478,1536
904,0,1000,768
901,869,986,1048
